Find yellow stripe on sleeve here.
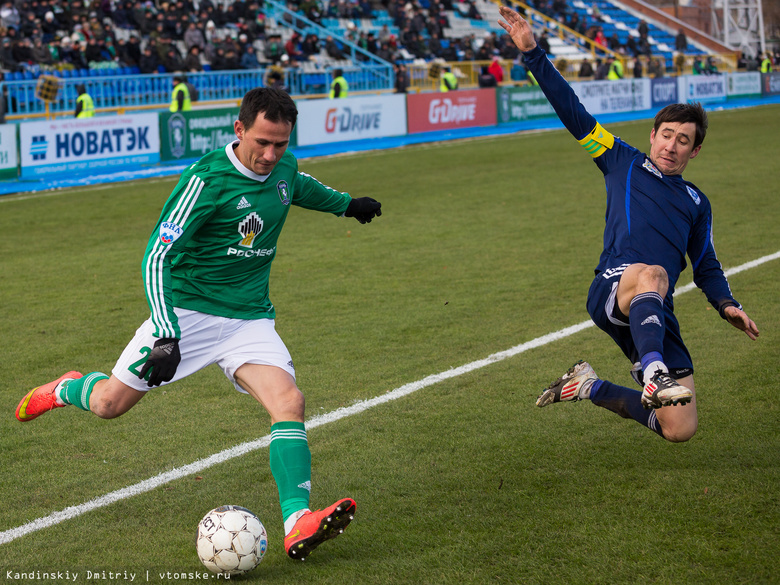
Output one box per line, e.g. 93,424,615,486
577,122,615,158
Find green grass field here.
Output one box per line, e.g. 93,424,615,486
1,104,778,585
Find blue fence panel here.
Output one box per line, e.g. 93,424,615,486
1,67,394,117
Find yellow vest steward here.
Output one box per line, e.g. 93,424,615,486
440,71,458,92
76,93,95,118
170,83,192,112
607,61,623,80
760,58,772,73
329,76,348,98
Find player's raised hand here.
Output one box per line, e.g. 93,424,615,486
723,305,760,340
498,6,537,52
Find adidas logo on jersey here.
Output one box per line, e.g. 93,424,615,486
236,196,251,210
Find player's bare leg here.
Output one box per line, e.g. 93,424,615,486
235,363,305,424
615,263,669,310
654,375,698,442
236,363,355,560
88,376,147,419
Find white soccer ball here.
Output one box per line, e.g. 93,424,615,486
196,505,268,576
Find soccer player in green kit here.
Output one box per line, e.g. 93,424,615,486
16,88,382,561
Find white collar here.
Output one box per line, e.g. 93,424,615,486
225,140,271,183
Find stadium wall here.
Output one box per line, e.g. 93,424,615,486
1,72,779,191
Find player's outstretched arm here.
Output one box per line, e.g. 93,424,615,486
497,6,537,52
723,306,760,340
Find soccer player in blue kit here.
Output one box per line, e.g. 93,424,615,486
499,7,759,442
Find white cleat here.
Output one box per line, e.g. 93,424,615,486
537,360,599,407
641,371,693,409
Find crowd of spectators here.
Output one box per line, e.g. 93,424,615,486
257,0,521,67
0,0,272,74
0,0,529,77
0,0,776,81
332,0,524,64
521,0,663,61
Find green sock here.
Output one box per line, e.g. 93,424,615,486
59,372,108,411
269,421,312,523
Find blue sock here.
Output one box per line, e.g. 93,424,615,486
640,351,663,373
589,380,664,438
629,292,665,358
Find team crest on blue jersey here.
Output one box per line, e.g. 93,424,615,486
686,185,701,205
159,221,183,245
642,158,663,178
277,181,290,205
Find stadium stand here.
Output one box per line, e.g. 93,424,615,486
0,0,767,119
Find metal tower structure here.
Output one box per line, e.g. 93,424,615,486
711,0,766,57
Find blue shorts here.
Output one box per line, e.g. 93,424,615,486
586,265,693,378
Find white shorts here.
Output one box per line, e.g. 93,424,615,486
113,308,295,392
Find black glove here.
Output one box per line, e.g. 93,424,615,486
345,197,382,224
138,338,181,387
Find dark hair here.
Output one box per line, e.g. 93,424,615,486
238,87,298,130
653,102,708,148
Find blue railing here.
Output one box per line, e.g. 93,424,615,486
2,65,395,118
263,0,391,67
261,0,394,95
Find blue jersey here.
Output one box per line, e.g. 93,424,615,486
522,46,738,315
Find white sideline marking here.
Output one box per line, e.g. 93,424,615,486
1,250,778,546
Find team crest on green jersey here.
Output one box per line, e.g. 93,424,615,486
277,181,290,205
238,212,263,248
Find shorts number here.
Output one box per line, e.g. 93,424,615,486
128,346,152,380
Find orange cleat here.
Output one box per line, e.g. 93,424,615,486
15,371,83,422
284,498,356,561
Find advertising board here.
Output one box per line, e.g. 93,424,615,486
683,76,727,103
650,77,679,108
572,78,650,114
159,108,240,162
0,124,18,179
19,113,160,178
496,85,555,124
726,72,762,97
762,72,780,96
295,94,407,146
407,89,496,134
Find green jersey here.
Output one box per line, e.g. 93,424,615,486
142,142,351,339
